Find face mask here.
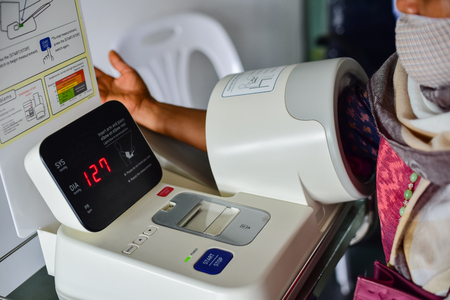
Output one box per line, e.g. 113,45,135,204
396,13,450,89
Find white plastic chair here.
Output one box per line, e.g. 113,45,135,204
112,13,243,109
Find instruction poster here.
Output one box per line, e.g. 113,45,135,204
0,0,96,146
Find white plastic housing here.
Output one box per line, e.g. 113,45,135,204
24,143,89,232
51,183,343,300
206,58,374,205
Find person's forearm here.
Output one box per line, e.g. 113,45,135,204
134,98,207,152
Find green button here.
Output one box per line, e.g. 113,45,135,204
410,173,418,183
400,206,405,217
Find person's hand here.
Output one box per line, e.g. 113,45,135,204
95,50,154,117
95,50,207,152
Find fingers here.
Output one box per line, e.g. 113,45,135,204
109,50,132,75
94,66,106,78
94,67,111,103
96,82,108,103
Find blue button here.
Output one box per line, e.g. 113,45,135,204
40,37,52,51
194,249,233,275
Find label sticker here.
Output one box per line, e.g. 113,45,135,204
222,66,285,98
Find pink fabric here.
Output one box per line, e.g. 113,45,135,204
376,137,420,262
353,261,446,300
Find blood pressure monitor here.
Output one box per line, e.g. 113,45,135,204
25,101,162,232
26,100,270,245
19,58,375,300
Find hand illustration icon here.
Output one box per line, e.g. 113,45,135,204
43,47,54,64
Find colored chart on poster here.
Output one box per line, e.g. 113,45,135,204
56,70,87,104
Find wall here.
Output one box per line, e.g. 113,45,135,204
79,0,305,73
0,179,45,296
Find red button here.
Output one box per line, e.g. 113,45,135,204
157,186,174,197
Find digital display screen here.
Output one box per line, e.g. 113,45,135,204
39,101,162,232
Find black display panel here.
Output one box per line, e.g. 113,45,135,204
40,101,162,232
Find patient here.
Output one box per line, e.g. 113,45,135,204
95,0,450,297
